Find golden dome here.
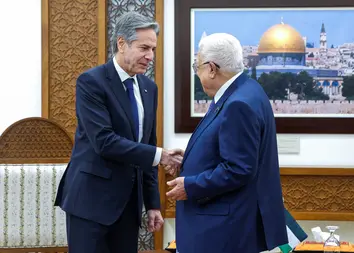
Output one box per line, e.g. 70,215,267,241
258,23,305,53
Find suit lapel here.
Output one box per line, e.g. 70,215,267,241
182,104,221,164
182,73,249,164
105,59,137,140
137,75,149,143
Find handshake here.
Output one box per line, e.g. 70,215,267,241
160,148,184,176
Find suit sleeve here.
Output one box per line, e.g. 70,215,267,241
142,86,161,210
76,72,156,171
184,100,261,200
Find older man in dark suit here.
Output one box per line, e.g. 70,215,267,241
167,33,288,253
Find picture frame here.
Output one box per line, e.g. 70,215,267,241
174,0,354,133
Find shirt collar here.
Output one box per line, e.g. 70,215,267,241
113,56,138,86
214,71,243,103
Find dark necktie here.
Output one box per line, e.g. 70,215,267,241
206,99,216,115
124,78,139,140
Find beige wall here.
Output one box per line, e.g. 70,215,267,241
0,0,41,134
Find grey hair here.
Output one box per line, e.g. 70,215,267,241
198,33,244,73
111,12,159,55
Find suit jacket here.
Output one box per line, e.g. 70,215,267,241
176,73,288,253
54,59,160,226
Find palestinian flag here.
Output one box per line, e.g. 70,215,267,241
279,208,308,253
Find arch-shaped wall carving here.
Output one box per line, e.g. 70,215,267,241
0,117,73,164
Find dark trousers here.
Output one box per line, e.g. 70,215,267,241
66,180,139,253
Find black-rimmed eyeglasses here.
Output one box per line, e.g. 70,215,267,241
192,61,220,73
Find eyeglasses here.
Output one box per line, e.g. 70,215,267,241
192,61,220,73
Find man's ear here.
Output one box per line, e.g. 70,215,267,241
209,67,216,79
208,62,217,79
117,37,125,53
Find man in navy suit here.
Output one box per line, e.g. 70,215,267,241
55,12,182,253
167,33,288,253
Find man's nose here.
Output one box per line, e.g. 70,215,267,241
145,50,154,61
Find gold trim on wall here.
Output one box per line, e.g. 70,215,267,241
155,0,165,250
41,0,49,119
98,0,107,65
281,167,354,176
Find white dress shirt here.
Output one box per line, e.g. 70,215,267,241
214,71,243,103
113,57,162,166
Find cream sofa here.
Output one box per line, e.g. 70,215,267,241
0,117,154,252
0,164,67,252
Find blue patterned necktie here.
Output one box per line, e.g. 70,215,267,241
124,78,139,140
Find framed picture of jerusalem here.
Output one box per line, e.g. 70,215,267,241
174,0,354,134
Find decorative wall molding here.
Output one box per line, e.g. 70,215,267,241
281,168,354,220
164,168,354,221
42,0,106,136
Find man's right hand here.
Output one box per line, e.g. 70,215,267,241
160,149,184,176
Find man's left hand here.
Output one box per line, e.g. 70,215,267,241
147,209,164,232
166,177,187,201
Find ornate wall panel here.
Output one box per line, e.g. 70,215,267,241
164,168,354,221
49,0,98,135
42,0,105,136
282,176,354,212
281,168,354,220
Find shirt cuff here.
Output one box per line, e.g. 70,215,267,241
152,147,162,166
